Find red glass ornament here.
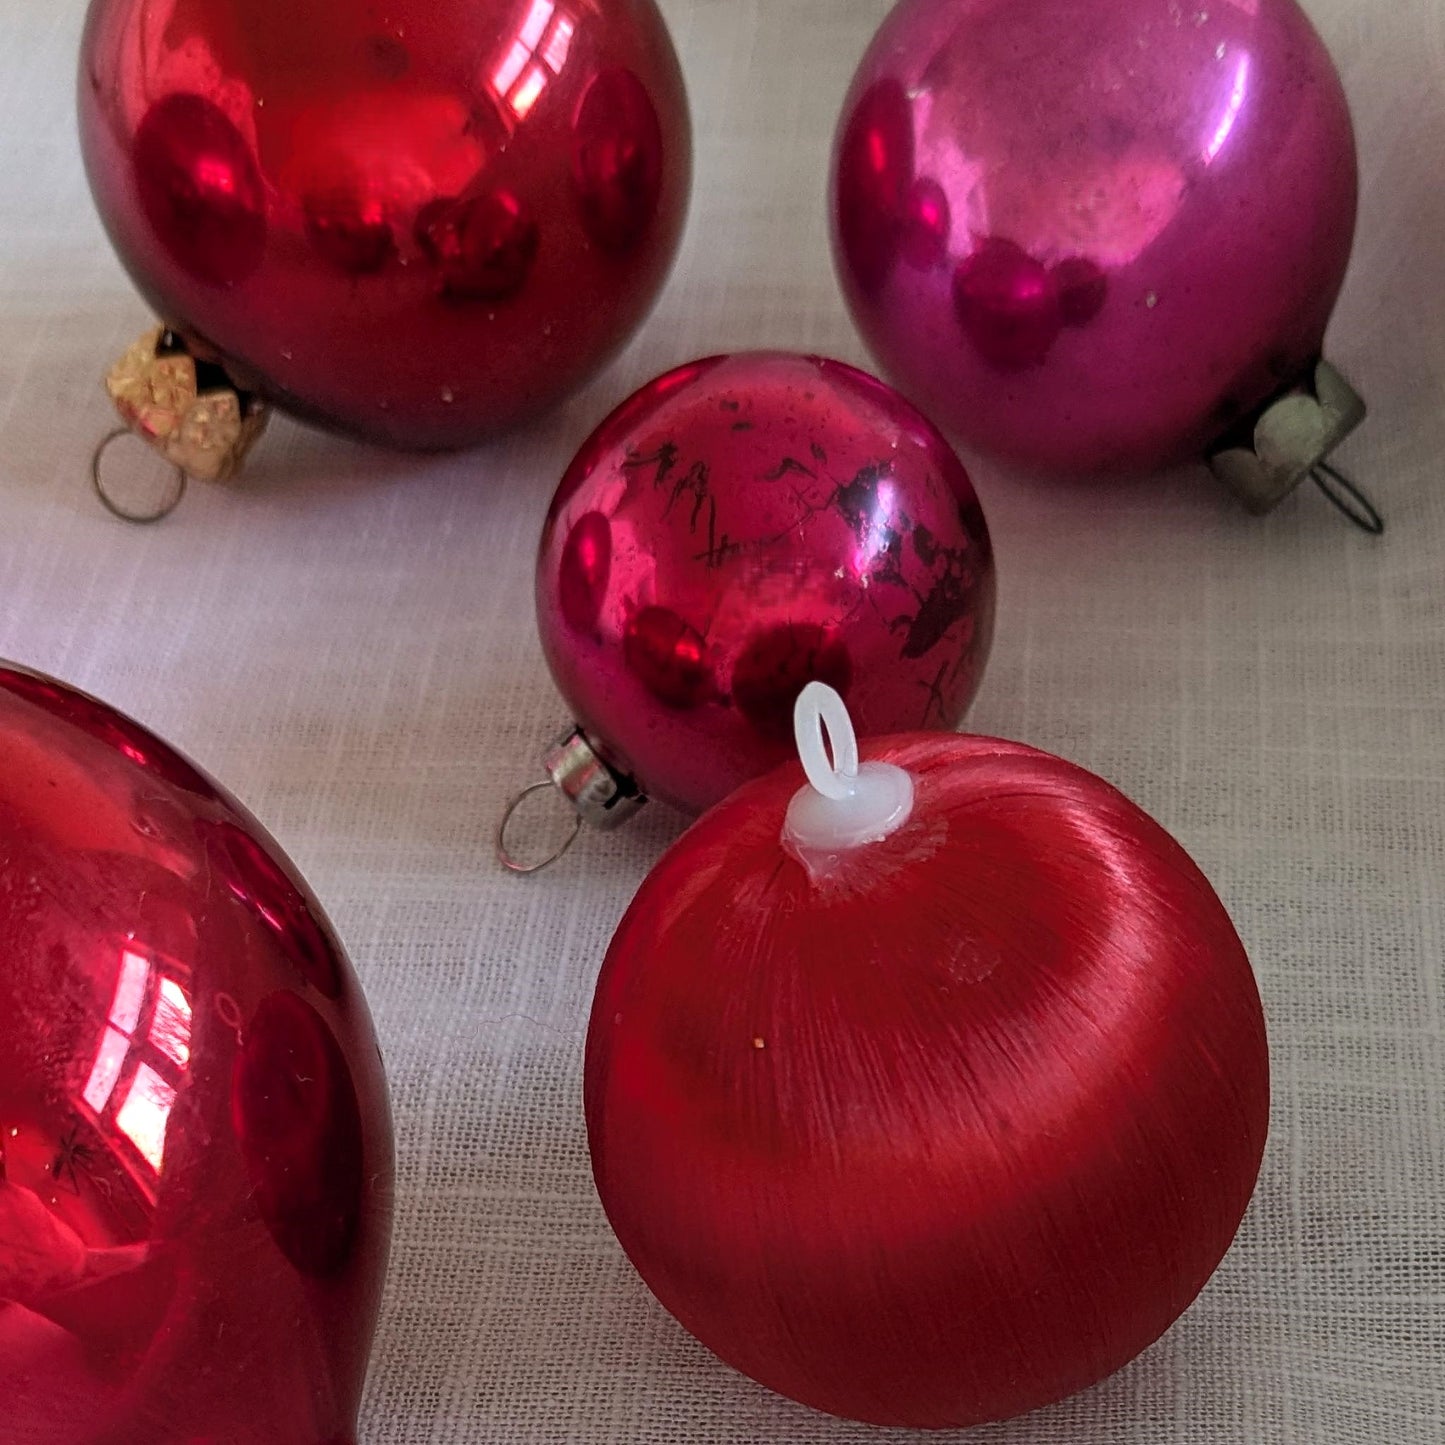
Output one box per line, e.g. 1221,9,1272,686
78,0,691,450
535,352,996,815
586,719,1269,1429
0,664,393,1445
830,0,1358,478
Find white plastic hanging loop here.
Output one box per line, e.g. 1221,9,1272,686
784,684,915,865
795,681,861,802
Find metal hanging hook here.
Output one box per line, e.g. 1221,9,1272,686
1310,462,1385,537
495,780,585,876
91,428,189,524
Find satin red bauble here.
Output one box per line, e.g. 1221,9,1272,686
536,352,996,814
0,664,393,1445
586,730,1269,1428
830,0,1357,476
78,0,691,449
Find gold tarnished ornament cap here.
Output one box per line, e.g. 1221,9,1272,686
102,327,268,490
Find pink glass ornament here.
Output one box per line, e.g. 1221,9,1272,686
530,352,996,828
78,0,691,451
0,664,393,1445
830,0,1360,490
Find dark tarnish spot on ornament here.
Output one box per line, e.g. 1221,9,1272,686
732,625,853,741
1053,257,1108,327
0,667,221,800
559,511,614,634
232,991,364,1279
957,490,990,547
572,68,665,254
304,189,397,275
365,34,411,80
834,78,914,296
623,606,712,709
199,821,343,999
133,93,266,288
417,190,540,303
895,542,981,661
902,178,951,271
952,238,1063,370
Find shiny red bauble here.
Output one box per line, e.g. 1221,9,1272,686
586,731,1269,1428
830,0,1357,476
0,664,393,1445
536,352,996,814
78,0,691,449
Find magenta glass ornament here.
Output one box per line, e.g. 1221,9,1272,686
516,352,995,859
830,0,1364,513
78,0,691,452
0,664,393,1445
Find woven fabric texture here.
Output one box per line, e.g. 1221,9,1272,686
1,1,1442,1440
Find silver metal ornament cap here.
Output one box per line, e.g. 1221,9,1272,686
1208,359,1369,518
496,727,647,875
542,728,647,832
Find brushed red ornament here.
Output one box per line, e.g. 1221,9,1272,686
528,352,995,836
78,0,691,451
586,692,1269,1429
0,664,393,1445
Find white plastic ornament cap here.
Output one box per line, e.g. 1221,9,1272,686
784,684,915,860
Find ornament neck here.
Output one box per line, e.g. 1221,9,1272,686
783,684,914,869
93,326,269,523
496,727,645,875
1208,358,1382,533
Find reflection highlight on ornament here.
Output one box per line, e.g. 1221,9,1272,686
1205,54,1253,163
491,0,577,121
853,478,898,575
81,947,192,1182
132,93,267,289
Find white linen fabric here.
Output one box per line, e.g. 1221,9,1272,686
1,1,1442,1440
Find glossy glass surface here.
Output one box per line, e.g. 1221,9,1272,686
536,353,996,814
0,665,393,1445
78,0,691,450
831,0,1358,476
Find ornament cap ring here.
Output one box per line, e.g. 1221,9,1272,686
496,780,584,876
1311,462,1385,536
91,427,189,524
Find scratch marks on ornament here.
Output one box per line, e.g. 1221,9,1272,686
621,440,680,488
918,661,952,728
624,440,715,535
917,642,981,728
666,463,713,533
49,1122,96,1196
762,456,817,482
